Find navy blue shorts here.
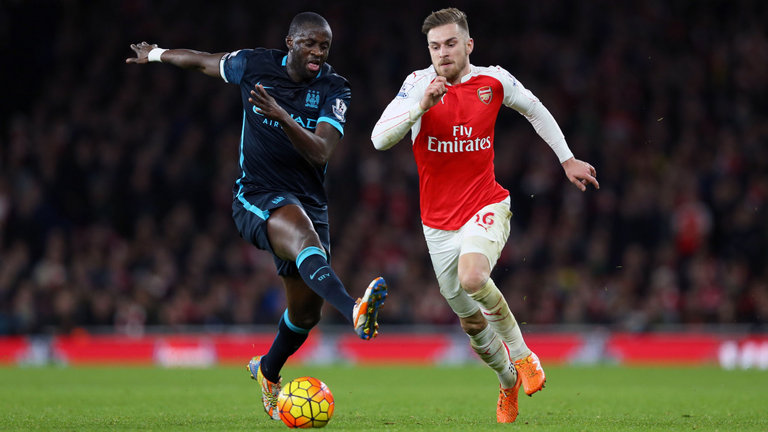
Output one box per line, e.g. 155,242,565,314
232,191,330,276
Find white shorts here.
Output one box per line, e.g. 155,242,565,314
422,197,512,318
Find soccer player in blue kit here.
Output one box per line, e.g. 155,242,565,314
127,12,387,421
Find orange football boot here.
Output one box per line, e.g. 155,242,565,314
514,351,546,396
497,371,522,423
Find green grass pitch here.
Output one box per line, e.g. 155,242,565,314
1,364,765,431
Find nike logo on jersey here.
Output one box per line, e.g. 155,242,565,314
255,82,273,89
310,266,330,280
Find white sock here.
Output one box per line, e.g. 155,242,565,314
468,325,518,388
468,279,530,361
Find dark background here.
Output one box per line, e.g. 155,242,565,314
1,0,766,335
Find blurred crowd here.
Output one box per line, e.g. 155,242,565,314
1,0,767,335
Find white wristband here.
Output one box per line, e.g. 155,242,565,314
148,48,167,62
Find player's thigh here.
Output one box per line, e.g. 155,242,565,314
232,192,330,276
459,199,512,270
422,224,479,318
270,203,330,277
267,204,322,260
283,274,324,329
232,191,307,257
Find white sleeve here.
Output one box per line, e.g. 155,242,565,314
371,72,430,151
496,67,574,163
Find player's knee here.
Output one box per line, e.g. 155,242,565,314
286,301,322,330
458,269,488,294
290,311,321,330
296,231,323,256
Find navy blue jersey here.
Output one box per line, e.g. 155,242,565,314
221,48,351,207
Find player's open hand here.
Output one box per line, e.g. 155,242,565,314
562,158,599,192
126,42,157,64
249,84,289,122
420,76,447,111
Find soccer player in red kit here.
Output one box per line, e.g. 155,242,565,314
371,8,599,423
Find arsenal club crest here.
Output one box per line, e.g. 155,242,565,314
477,86,493,104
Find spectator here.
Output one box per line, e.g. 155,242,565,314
1,0,766,334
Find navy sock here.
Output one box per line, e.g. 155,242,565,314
261,311,310,383
296,247,356,322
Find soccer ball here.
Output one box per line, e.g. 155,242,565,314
277,376,335,428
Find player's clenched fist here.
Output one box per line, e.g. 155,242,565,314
249,84,289,123
420,76,447,111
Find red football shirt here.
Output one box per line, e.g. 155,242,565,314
372,65,573,230
412,73,509,229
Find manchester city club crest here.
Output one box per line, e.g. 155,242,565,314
305,90,320,109
477,86,493,104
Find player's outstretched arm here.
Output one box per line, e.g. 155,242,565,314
125,41,226,78
562,157,599,192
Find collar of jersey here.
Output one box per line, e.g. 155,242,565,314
458,65,476,84
282,55,323,79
